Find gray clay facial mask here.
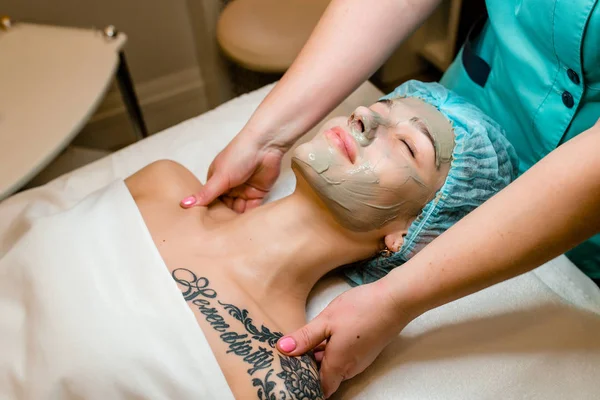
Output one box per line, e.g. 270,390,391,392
292,100,455,232
393,97,454,167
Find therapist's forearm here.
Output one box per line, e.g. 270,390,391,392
244,0,442,151
386,123,600,319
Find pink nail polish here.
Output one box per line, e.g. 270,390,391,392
278,337,297,353
180,196,197,207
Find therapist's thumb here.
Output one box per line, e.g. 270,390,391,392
181,174,229,208
277,317,329,356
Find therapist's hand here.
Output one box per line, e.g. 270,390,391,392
276,280,412,398
180,132,284,213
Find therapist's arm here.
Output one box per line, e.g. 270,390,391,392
277,121,600,398
243,0,443,150
187,0,443,210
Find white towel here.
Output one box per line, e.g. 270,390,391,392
0,180,234,400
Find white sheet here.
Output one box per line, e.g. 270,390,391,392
1,82,599,399
0,181,234,399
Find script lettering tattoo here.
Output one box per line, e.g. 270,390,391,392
219,301,283,347
172,268,324,399
172,269,216,300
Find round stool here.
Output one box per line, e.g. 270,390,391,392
217,0,329,73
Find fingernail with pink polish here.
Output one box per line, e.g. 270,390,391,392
278,337,297,353
180,196,197,207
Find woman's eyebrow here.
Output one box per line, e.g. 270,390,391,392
376,99,394,109
409,117,437,159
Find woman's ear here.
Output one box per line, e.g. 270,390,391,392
384,231,406,252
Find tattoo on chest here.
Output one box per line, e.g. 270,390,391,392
172,268,324,400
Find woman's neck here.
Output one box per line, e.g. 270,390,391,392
204,177,381,310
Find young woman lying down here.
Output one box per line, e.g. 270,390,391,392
0,81,516,399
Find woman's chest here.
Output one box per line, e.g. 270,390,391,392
137,199,323,398
163,259,323,399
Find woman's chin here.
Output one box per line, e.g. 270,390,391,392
290,157,315,183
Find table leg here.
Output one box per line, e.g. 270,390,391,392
116,52,148,140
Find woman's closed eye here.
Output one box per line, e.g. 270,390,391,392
400,137,416,158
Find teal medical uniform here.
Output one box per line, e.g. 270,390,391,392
441,0,600,279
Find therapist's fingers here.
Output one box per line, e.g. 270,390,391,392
314,349,325,363
227,187,267,213
181,173,229,208
222,196,234,210
244,198,263,211
277,314,330,356
232,197,247,214
319,350,346,398
197,173,232,207
313,340,327,363
189,189,264,213
231,198,259,213
315,340,327,352
227,184,269,200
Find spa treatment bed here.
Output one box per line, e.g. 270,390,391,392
1,82,599,399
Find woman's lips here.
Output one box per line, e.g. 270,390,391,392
324,126,357,163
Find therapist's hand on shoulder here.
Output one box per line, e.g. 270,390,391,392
180,131,284,213
277,280,412,398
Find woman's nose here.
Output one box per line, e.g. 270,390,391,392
350,106,379,140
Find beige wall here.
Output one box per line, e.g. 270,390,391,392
4,0,211,148
187,0,234,108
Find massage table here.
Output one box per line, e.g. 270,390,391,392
1,82,599,399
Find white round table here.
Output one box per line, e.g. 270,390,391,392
0,22,146,201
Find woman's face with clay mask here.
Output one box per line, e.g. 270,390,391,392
292,97,454,232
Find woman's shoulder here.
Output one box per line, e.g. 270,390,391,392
125,159,236,220
125,159,204,202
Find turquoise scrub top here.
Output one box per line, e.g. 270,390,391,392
441,0,600,279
